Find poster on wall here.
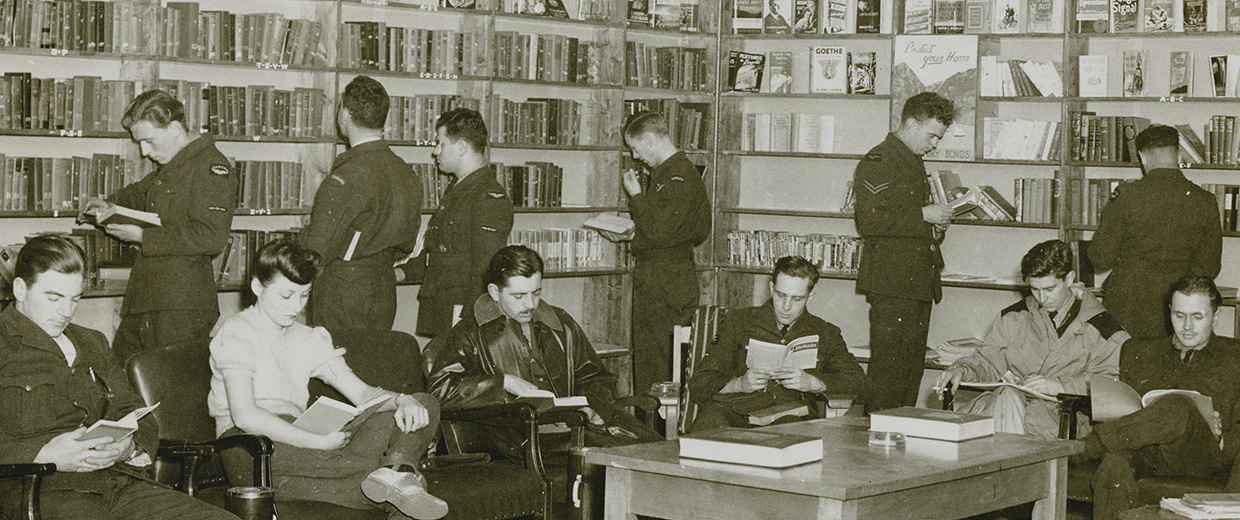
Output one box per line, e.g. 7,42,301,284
890,35,978,161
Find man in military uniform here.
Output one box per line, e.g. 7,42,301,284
936,240,1127,439
0,235,238,520
301,76,423,331
618,111,711,399
83,90,238,363
853,92,955,413
1089,124,1222,337
689,256,870,432
396,108,513,338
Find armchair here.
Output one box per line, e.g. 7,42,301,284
0,463,55,520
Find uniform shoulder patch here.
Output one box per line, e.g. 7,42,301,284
670,175,685,182
864,153,883,161
488,191,504,198
861,180,890,195
329,175,346,186
1001,300,1028,316
210,164,230,176
1087,312,1125,340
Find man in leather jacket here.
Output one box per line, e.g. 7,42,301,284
424,245,661,454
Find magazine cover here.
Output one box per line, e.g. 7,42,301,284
795,0,819,32
891,35,978,161
729,51,767,92
734,0,764,32
849,51,877,94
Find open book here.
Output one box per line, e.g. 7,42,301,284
79,402,159,442
746,336,818,371
86,206,162,228
1090,375,1216,425
583,214,634,235
293,392,393,436
513,387,589,409
958,382,1056,401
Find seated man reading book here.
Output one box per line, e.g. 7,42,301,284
425,245,662,455
208,240,447,520
936,240,1128,439
0,235,237,520
688,256,870,433
1074,275,1240,520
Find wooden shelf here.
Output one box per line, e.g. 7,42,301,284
720,91,890,100
721,208,853,218
1071,30,1240,38
0,48,136,60
1073,224,1240,238
979,96,1063,102
1068,96,1240,103
491,77,622,89
625,24,715,37
336,68,489,82
926,157,1060,166
622,86,714,98
0,129,128,138
978,33,1065,39
340,0,484,13
948,219,1059,229
157,56,330,73
490,143,624,151
721,151,865,159
493,11,622,28
725,33,892,40
215,135,335,143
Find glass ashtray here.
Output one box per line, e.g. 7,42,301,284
868,430,906,448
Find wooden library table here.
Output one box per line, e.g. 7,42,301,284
583,416,1078,520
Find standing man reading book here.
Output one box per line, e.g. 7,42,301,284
1073,276,1240,520
300,76,423,331
0,235,238,520
81,89,238,363
395,108,513,338
688,256,870,433
936,240,1128,439
853,91,954,413
617,111,711,400
1089,124,1222,337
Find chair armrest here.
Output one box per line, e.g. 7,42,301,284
1056,393,1091,439
612,395,660,413
0,464,55,479
441,403,547,476
536,408,589,428
156,440,215,459
157,434,274,492
211,434,273,489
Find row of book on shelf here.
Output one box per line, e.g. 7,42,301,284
338,24,485,77
160,4,328,67
1078,52,1240,98
508,228,623,272
1075,0,1240,33
726,49,877,95
1200,184,1240,231
731,0,891,34
982,118,1062,161
624,43,710,92
1069,112,1240,166
725,230,862,274
234,161,313,212
159,80,327,139
1,0,145,53
623,99,711,151
1,74,142,133
979,58,1062,97
739,112,836,153
0,153,134,212
1071,177,1240,231
625,0,704,31
925,170,1054,223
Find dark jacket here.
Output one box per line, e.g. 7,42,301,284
853,133,944,302
300,139,422,269
1121,334,1240,460
109,133,237,314
399,167,513,337
628,152,711,262
1090,168,1223,336
690,302,871,414
425,295,618,412
0,306,158,495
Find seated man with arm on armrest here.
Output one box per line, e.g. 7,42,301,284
688,256,870,433
425,245,662,455
0,235,237,520
1074,275,1240,520
936,239,1128,439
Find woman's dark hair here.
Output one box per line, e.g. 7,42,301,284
252,239,321,287
122,89,188,131
14,234,85,286
486,245,544,288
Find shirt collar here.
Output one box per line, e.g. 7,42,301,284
242,306,291,336
472,294,563,331
758,300,803,336
1145,168,1187,181
1172,333,1215,358
650,151,691,180
162,134,213,172
348,135,383,147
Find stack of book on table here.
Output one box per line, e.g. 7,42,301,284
870,407,995,442
1161,494,1240,519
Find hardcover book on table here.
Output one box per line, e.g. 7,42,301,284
870,406,995,442
678,427,824,467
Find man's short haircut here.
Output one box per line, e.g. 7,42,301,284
1135,124,1179,153
773,256,820,290
122,89,188,131
14,235,85,286
342,76,390,130
435,108,488,154
1169,274,1223,311
487,245,544,288
622,111,670,141
900,92,955,127
252,239,321,287
1020,240,1073,280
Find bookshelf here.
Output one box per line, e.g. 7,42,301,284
708,0,1239,348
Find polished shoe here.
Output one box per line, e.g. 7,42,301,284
362,467,449,520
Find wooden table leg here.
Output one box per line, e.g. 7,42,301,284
1031,457,1067,520
604,467,637,520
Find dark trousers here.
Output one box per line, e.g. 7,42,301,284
631,258,698,398
865,294,932,413
306,263,397,331
30,474,236,520
112,309,219,365
1092,394,1224,520
223,398,439,511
